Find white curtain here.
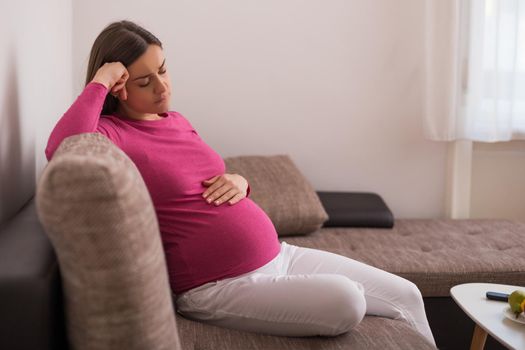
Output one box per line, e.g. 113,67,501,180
424,0,525,142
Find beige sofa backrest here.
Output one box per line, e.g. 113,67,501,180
36,133,181,350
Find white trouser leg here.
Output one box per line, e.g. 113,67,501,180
282,243,436,346
176,249,366,336
175,242,435,346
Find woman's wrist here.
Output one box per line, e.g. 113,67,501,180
90,77,110,89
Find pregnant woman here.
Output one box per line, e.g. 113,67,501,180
45,20,435,346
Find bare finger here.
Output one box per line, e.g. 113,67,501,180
118,87,126,101
206,183,231,204
228,193,244,205
214,188,238,206
204,178,227,201
111,82,123,93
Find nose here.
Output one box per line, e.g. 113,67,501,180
153,75,168,95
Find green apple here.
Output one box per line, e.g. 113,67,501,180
508,290,525,318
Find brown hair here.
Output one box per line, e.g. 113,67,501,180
85,20,162,115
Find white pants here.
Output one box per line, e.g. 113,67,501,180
175,242,436,347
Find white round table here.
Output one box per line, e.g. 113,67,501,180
450,283,525,350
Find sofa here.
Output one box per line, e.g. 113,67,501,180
1,133,521,350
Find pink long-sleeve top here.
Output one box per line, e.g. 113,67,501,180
45,82,281,294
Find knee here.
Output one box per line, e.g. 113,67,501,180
399,279,424,305
323,276,367,336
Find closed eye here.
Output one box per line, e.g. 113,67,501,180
139,68,167,88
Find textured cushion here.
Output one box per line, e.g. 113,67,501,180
317,191,394,228
224,154,328,236
283,219,525,297
175,313,435,350
36,133,181,350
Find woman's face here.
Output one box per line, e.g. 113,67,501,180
119,44,172,119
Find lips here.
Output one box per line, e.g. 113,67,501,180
155,95,168,103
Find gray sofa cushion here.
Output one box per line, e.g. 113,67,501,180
36,133,181,350
283,219,525,297
175,313,435,350
224,154,328,236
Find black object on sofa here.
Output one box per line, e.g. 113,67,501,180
317,191,394,228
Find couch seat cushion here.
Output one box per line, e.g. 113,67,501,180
175,314,435,350
282,219,525,297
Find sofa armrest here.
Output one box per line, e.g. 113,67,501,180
316,191,394,228
0,198,66,350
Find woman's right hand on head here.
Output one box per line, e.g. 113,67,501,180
90,62,129,100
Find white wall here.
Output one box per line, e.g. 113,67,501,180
471,141,525,220
70,0,448,219
13,1,523,226
0,1,72,225
3,1,521,222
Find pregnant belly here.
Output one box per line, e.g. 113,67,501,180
158,197,281,290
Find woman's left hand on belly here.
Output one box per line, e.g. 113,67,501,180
202,173,249,206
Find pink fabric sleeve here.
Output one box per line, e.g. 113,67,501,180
45,82,112,161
